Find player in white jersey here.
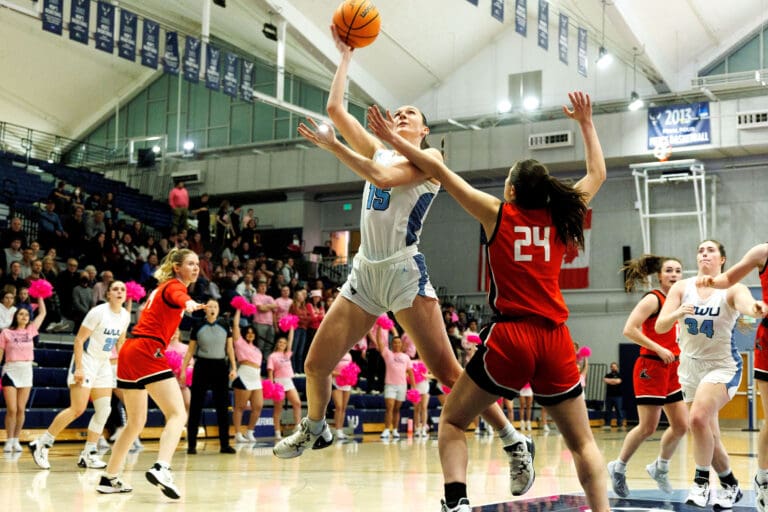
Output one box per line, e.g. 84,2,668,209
275,25,533,498
29,281,131,470
656,240,765,509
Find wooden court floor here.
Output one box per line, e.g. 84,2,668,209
0,426,761,512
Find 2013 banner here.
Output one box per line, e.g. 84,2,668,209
647,102,711,149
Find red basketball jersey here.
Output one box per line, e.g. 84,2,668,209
130,279,191,348
485,202,569,324
639,289,679,356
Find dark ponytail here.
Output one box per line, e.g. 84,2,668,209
419,111,430,150
621,254,682,292
510,159,587,248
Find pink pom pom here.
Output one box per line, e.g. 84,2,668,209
28,279,53,299
337,362,361,387
376,315,394,330
406,388,421,404
278,314,299,332
412,361,428,383
165,350,182,374
125,281,146,301
466,334,482,345
451,312,459,323
577,346,592,358
230,295,247,310
186,367,193,387
242,302,257,316
272,382,285,402
262,379,275,400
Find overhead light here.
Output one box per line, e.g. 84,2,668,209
700,86,718,102
628,91,644,111
628,48,644,111
497,99,512,114
447,118,469,129
262,22,278,41
522,96,540,111
596,46,612,69
151,145,161,154
252,149,266,155
468,124,482,130
183,140,195,151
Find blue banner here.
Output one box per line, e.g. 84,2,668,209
95,1,114,54
118,9,137,61
240,61,254,102
163,32,180,75
537,0,548,50
42,0,63,35
223,53,239,98
183,36,201,83
205,44,221,91
515,0,527,36
577,27,588,77
69,0,90,45
491,0,504,22
647,102,711,149
141,19,159,69
558,13,568,65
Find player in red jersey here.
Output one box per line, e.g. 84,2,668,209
606,255,688,497
98,248,206,499
368,91,609,512
698,243,768,510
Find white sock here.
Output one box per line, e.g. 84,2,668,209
85,442,97,453
306,418,326,435
757,468,768,485
613,460,627,473
498,423,526,446
41,431,55,446
656,457,670,471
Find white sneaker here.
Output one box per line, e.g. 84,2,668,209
96,475,133,494
274,430,282,440
12,439,22,452
711,483,743,509
145,463,180,499
686,481,710,508
129,438,143,453
505,436,535,496
392,430,400,439
440,497,471,512
28,439,51,470
335,429,348,440
272,418,333,459
755,475,768,512
3,441,13,453
245,431,257,442
380,429,390,440
542,423,550,433
646,462,673,493
235,432,249,444
526,421,532,431
96,437,110,451
78,449,107,469
607,460,629,497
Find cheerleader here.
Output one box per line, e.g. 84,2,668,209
267,328,301,439
232,308,264,443
331,350,353,439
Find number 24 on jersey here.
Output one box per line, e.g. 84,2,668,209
514,226,550,262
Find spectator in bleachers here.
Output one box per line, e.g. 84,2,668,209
100,191,118,222
235,271,257,303
25,259,43,285
127,220,147,247
84,190,102,213
307,289,326,348
117,233,141,281
4,238,23,273
198,250,213,281
84,265,98,287
29,240,43,261
188,231,204,256
215,200,235,252
63,206,87,258
230,206,242,239
143,235,161,260
41,255,58,283
0,289,16,330
56,258,80,322
85,210,106,240
92,270,114,306
15,286,32,316
85,232,108,271
71,271,92,332
241,217,262,254
1,217,28,249
18,247,35,279
252,278,277,357
38,199,68,253
2,261,26,291
191,193,211,249
273,283,293,332
49,181,71,218
70,186,86,214
0,294,46,452
168,181,189,235
238,240,253,262
241,208,254,231
140,254,159,287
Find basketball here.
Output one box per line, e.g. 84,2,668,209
332,1,381,49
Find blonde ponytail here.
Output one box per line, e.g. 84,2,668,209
154,248,195,283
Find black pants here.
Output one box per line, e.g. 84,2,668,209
366,349,385,393
187,358,231,450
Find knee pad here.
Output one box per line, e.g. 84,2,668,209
88,396,112,434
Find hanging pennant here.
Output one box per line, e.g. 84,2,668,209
577,27,588,77
206,44,221,91
240,61,254,102
118,9,137,61
223,53,239,98
69,0,90,45
183,36,201,83
42,0,63,35
141,19,160,69
537,0,548,50
491,0,504,22
558,13,569,65
515,0,527,36
95,1,115,54
163,31,180,75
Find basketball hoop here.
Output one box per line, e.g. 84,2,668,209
653,141,672,162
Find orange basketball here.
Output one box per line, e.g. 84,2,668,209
332,1,381,49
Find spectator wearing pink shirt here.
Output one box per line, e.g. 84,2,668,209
267,328,301,439
0,296,46,452
376,330,414,440
307,289,326,345
273,285,293,331
331,351,353,439
168,181,190,235
252,279,277,357
231,309,263,443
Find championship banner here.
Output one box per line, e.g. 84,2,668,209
183,36,201,83
163,31,180,75
141,19,159,69
240,60,254,102
577,27,587,77
559,208,592,289
205,44,221,91
537,0,548,50
69,0,90,45
491,0,504,23
558,13,568,65
95,1,115,54
222,53,239,98
42,0,63,35
118,9,137,61
647,102,711,150
515,0,527,36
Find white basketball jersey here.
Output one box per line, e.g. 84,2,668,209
81,303,131,360
358,149,440,261
679,278,740,361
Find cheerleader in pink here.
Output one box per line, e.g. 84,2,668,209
0,296,46,452
232,309,264,443
267,328,301,439
331,350,354,439
376,329,414,439
410,351,430,438
166,329,191,413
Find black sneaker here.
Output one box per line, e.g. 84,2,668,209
220,446,236,454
